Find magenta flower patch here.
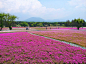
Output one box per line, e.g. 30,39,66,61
0,32,86,63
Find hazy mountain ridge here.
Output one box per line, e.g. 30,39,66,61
25,17,44,22
25,17,62,22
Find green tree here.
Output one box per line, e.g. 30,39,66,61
7,14,18,30
0,13,6,30
0,13,18,30
37,23,43,27
65,20,70,27
20,22,29,27
85,22,86,27
71,20,76,27
16,24,21,27
73,18,84,30
62,24,65,27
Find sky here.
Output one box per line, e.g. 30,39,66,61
0,0,86,21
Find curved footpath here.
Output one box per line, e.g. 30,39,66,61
29,32,86,49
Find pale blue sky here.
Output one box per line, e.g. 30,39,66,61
0,0,86,21
38,0,69,9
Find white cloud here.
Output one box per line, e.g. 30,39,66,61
0,0,42,12
68,0,86,13
0,1,3,8
68,0,86,8
0,0,67,20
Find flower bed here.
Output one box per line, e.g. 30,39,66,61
33,27,86,30
12,27,26,28
31,30,86,47
0,32,86,63
51,27,86,29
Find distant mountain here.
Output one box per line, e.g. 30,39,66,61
25,17,44,22
25,17,64,22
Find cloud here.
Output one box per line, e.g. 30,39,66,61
0,1,3,8
68,0,86,8
0,0,67,20
0,0,86,20
0,0,43,12
68,0,86,15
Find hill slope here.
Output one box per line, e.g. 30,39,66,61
25,17,44,22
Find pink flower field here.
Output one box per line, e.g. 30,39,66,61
0,27,8,31
31,30,86,47
0,32,86,64
51,27,86,30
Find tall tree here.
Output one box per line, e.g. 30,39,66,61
73,18,84,30
6,14,18,30
0,13,6,30
71,20,76,27
65,20,71,27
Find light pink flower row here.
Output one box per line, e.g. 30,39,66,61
31,30,86,47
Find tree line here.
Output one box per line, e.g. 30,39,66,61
65,18,85,30
16,18,86,30
0,13,86,30
15,22,65,27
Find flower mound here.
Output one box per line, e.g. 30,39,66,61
0,32,86,64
